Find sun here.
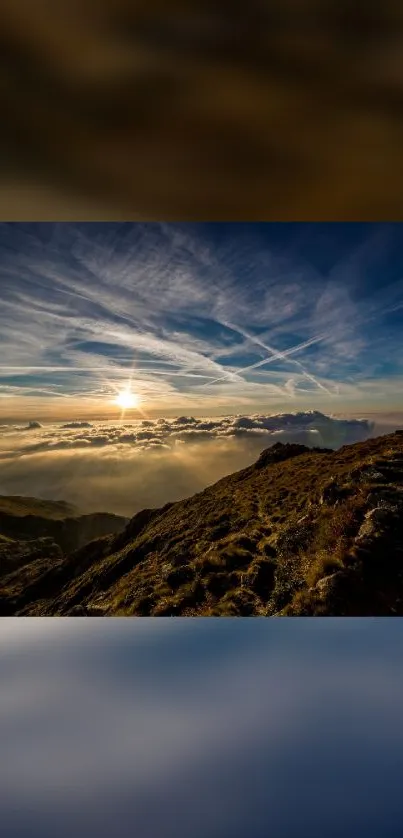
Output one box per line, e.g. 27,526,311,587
114,390,140,410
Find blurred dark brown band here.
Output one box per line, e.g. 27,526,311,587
1,0,403,221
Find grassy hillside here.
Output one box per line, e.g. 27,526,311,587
0,496,79,519
1,429,403,616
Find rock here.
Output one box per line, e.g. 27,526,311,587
366,488,402,507
357,507,390,539
315,571,344,597
356,499,399,542
357,466,386,483
320,478,352,505
255,443,311,469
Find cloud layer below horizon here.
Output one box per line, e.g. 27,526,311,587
0,410,392,516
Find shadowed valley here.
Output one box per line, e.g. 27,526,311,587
0,497,128,593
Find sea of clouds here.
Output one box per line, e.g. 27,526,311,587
0,409,386,516
1,618,403,838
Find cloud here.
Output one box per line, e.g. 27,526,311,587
208,323,334,395
0,411,376,516
1,410,375,455
1,223,403,419
61,421,93,428
1,619,403,838
15,421,43,430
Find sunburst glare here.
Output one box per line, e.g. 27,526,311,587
114,390,141,410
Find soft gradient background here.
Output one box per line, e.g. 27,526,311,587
1,2,403,220
1,618,403,838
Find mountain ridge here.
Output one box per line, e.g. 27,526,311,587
1,430,403,616
0,497,128,584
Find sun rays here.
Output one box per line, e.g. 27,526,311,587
114,390,141,410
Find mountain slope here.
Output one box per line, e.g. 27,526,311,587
1,430,403,616
0,496,78,519
0,496,128,584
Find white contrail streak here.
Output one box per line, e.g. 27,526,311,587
202,329,328,390
227,323,335,395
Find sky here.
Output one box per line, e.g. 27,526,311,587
2,618,403,838
1,221,403,422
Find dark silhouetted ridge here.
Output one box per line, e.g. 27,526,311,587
255,441,333,469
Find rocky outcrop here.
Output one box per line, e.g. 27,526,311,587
255,442,332,469
319,477,354,506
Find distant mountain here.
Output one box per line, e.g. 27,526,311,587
1,430,403,616
0,496,128,587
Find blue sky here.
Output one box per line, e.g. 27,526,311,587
1,221,403,419
2,618,403,838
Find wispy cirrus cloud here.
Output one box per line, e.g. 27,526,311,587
1,222,403,419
